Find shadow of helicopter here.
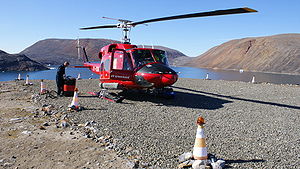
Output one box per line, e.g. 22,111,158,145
172,86,300,110
224,159,265,168
122,90,232,110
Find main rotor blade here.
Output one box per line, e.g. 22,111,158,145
102,17,133,23
80,24,118,30
131,7,257,26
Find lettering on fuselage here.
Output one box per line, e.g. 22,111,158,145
111,74,130,79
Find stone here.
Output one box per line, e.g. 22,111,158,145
21,130,32,135
211,162,222,169
178,159,195,168
10,118,22,121
42,122,50,126
216,160,225,168
140,162,149,167
41,105,54,113
83,134,91,138
105,144,115,150
38,126,46,130
208,153,217,163
126,160,138,168
192,160,208,169
61,114,68,120
3,163,12,167
61,120,69,128
78,124,85,127
178,152,193,163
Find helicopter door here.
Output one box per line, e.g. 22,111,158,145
110,49,134,80
99,54,112,80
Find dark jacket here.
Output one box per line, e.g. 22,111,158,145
56,64,66,79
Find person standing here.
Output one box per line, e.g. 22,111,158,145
56,62,69,96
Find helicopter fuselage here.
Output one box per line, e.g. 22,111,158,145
83,43,178,90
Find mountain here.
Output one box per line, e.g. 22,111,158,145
0,50,48,71
21,39,189,66
136,45,190,66
186,34,300,74
21,39,119,65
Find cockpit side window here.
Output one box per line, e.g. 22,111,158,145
152,50,169,65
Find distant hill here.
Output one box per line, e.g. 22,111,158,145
0,50,48,71
136,45,190,66
185,34,300,74
21,39,189,66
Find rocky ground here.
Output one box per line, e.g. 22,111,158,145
0,81,130,169
0,78,299,168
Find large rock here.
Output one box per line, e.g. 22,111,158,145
21,39,189,66
0,50,48,71
186,34,300,74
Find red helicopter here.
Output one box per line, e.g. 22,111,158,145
78,7,257,102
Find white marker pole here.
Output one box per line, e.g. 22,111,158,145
25,75,29,85
77,37,81,60
251,75,255,83
205,73,209,80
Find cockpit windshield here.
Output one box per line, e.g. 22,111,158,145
131,49,169,68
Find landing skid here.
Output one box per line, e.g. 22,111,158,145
119,87,175,99
88,87,174,103
88,89,125,103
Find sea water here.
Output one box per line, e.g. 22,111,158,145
0,66,299,85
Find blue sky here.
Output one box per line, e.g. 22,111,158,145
1,0,299,57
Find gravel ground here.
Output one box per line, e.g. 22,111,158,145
29,78,299,168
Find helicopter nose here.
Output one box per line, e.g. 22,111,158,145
135,63,178,88
161,73,178,86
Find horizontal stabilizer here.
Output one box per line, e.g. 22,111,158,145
72,65,90,68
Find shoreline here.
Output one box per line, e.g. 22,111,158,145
1,66,300,85
4,77,300,87
177,65,300,76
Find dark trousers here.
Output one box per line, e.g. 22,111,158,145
56,76,64,95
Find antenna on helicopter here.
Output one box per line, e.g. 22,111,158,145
80,7,257,44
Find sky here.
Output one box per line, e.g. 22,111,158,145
0,0,300,57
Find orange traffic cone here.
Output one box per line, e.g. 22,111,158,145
40,79,47,94
193,116,208,161
68,88,79,110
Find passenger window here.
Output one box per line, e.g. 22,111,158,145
104,58,111,71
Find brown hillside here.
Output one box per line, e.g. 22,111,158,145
21,39,188,65
20,39,119,65
186,34,300,74
0,50,48,71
